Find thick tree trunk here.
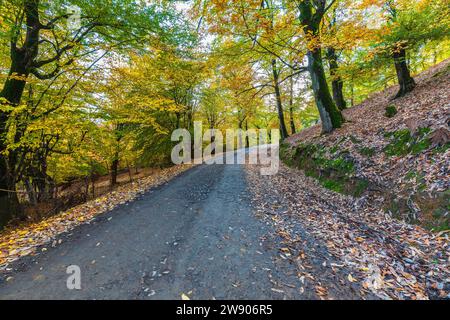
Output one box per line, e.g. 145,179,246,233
298,0,344,133
1,0,40,105
211,133,216,155
0,0,41,226
0,166,20,229
0,88,23,227
326,48,346,111
306,49,344,133
271,59,289,140
0,56,29,105
0,52,30,208
393,48,416,98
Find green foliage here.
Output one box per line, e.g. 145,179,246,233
321,178,345,194
385,105,398,118
381,0,450,52
0,0,199,201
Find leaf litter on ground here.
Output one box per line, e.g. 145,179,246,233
245,160,449,300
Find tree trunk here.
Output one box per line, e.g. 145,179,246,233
245,119,250,148
326,48,346,111
0,151,10,228
210,125,217,155
271,59,289,140
0,52,30,224
127,162,133,183
306,49,344,133
0,0,41,226
350,80,355,107
0,138,21,228
0,156,20,228
393,48,416,98
298,0,344,133
0,56,29,105
0,194,13,229
289,76,296,134
110,156,119,187
0,175,20,229
0,0,40,105
91,177,96,199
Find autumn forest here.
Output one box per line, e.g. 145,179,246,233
0,0,449,301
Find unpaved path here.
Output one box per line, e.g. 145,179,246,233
0,161,323,300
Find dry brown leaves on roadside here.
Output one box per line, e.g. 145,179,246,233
245,163,450,300
0,165,194,269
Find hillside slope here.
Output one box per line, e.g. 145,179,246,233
283,59,450,231
243,61,449,300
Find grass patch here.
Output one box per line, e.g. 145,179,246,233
321,179,345,194
384,128,432,157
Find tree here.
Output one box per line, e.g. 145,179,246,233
196,0,303,139
297,0,345,133
0,0,191,223
219,55,263,146
103,46,204,168
271,59,289,139
326,47,346,110
324,7,347,110
287,72,297,134
375,0,449,98
384,0,416,97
